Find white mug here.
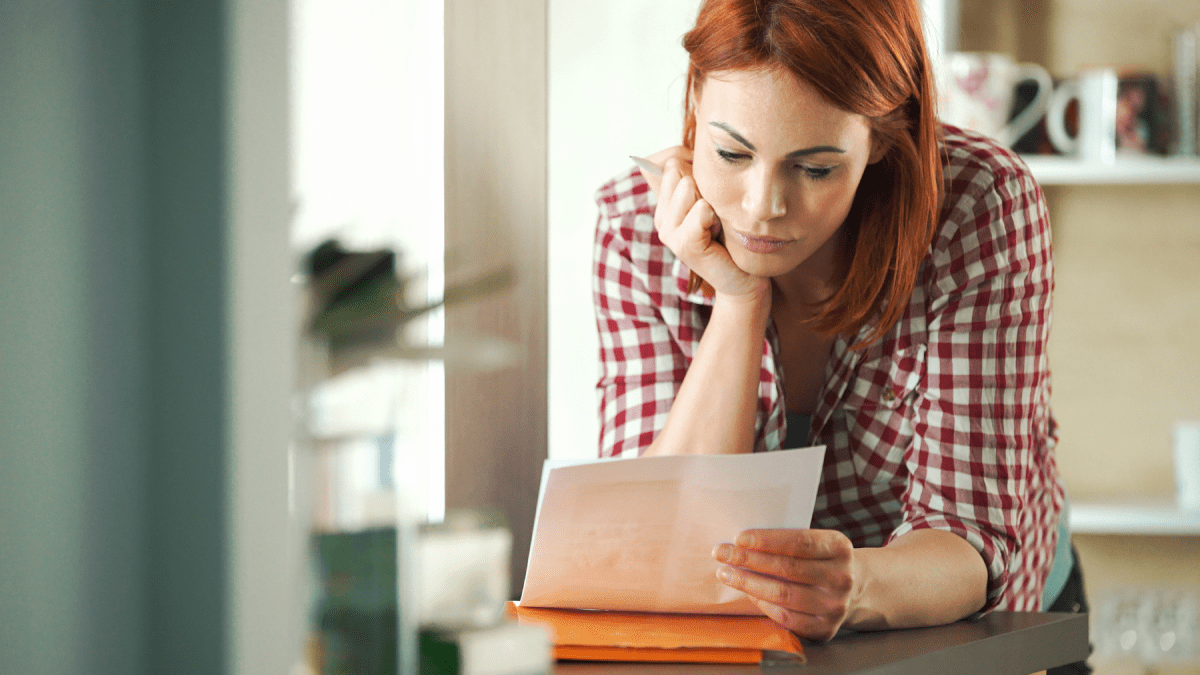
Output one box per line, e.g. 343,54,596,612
1046,68,1119,163
939,52,1054,146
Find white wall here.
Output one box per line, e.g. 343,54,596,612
547,0,701,461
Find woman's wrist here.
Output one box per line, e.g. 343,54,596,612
843,547,885,631
646,277,771,457
712,279,772,322
842,530,988,632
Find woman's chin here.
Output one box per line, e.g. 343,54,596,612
729,248,800,279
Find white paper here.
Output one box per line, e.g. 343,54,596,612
519,446,826,615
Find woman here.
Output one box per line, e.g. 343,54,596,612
592,0,1087,661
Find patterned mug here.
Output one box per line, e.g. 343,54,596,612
938,52,1053,147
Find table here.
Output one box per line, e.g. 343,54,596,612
556,612,1089,675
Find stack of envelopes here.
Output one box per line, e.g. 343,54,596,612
507,602,804,664
519,448,826,664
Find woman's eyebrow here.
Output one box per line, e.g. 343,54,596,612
708,121,846,158
709,121,757,150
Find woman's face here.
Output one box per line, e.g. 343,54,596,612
691,68,882,284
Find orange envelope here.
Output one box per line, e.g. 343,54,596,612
506,602,805,664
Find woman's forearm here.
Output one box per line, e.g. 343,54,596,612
644,290,771,456
847,529,989,631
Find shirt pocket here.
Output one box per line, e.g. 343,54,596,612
839,344,927,484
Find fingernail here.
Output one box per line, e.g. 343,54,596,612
713,544,733,563
736,533,755,547
716,566,732,583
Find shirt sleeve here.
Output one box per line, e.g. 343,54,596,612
592,180,692,458
889,164,1056,613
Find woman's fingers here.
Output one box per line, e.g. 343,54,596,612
751,597,842,643
663,195,725,268
659,158,684,209
716,566,847,639
737,529,855,561
666,171,697,225
637,146,692,197
642,145,764,300
718,565,847,615
714,529,859,641
653,159,684,232
713,544,853,593
656,162,703,244
678,195,717,251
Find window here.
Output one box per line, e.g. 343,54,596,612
292,0,445,524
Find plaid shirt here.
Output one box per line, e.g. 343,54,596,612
592,125,1064,613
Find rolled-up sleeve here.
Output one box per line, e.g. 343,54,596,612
889,165,1057,613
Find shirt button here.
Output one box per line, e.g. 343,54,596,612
881,388,896,404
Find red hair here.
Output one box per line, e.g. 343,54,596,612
681,0,942,346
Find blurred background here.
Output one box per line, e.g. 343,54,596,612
956,2,1200,673
2,1,1198,674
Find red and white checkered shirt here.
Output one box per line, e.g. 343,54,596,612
592,125,1065,613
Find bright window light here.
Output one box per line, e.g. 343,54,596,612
292,0,445,524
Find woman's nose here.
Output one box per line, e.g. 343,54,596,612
741,169,787,221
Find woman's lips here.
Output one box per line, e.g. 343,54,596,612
732,230,791,254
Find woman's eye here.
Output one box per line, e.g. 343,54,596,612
715,148,749,163
801,166,834,180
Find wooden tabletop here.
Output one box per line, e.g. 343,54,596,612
555,612,1089,675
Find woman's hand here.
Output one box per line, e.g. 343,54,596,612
637,147,768,302
713,528,861,642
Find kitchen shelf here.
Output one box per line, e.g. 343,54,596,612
1069,497,1200,535
1022,155,1200,185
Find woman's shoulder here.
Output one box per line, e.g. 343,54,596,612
935,125,1048,243
939,123,1039,201
927,125,1052,289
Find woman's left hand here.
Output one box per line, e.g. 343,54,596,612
713,528,861,642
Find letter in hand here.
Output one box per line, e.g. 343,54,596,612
713,529,859,642
631,147,767,302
